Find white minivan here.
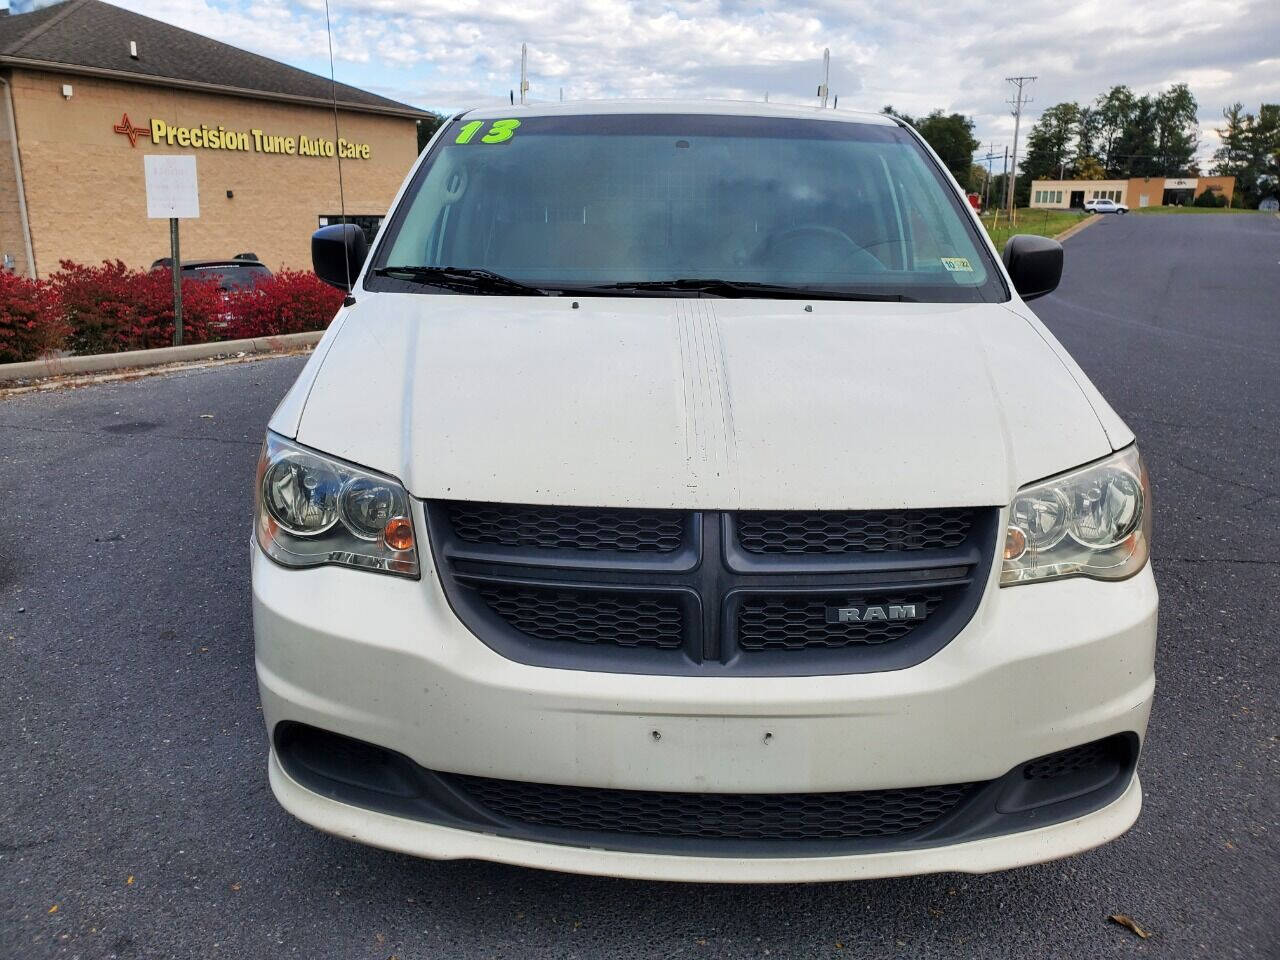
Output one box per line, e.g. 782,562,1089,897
253,101,1156,883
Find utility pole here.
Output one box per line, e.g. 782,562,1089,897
1005,75,1036,219
1000,145,1008,215
978,143,1001,210
519,43,529,104
818,48,830,108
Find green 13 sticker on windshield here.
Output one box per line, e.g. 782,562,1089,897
455,119,521,144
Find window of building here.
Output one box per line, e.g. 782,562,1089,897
1055,191,1062,203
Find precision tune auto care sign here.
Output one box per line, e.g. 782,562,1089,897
113,112,373,159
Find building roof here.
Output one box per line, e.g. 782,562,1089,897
0,0,429,119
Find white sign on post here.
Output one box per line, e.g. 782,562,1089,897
144,155,200,219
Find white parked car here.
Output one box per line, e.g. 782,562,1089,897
1084,197,1129,214
254,101,1156,883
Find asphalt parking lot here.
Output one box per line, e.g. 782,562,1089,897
2,212,1277,959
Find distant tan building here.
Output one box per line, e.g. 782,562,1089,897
1029,175,1236,211
0,0,429,278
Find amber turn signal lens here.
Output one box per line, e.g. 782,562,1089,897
384,516,415,551
1004,525,1028,561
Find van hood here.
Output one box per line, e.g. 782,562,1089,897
283,295,1114,509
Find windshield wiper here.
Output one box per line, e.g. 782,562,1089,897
584,278,913,301
373,266,551,296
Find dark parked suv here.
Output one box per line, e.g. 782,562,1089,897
149,255,272,290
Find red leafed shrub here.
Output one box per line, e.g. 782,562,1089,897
0,270,68,363
49,260,224,355
0,261,343,362
220,270,344,340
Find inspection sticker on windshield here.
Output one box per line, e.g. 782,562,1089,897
940,257,973,272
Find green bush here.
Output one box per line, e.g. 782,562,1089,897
1193,188,1227,208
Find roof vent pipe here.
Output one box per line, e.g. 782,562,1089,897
129,40,138,59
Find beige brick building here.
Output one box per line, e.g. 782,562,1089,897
0,0,429,278
1029,175,1236,211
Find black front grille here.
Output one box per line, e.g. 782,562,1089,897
475,584,683,649
736,509,974,554
1023,740,1116,780
427,503,998,676
448,773,974,841
738,592,944,651
444,501,684,553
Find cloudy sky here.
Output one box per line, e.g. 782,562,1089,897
13,0,1280,164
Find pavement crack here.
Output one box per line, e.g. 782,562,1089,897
1047,297,1280,363
1158,557,1280,567
0,422,260,447
0,834,64,854
1162,454,1277,501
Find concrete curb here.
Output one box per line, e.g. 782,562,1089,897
0,330,324,383
1051,214,1101,243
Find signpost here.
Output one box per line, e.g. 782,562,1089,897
143,155,199,345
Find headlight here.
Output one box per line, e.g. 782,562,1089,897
255,432,419,578
1001,445,1150,586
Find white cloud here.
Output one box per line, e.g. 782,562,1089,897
112,0,1278,166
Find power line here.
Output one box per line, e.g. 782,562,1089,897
1005,75,1035,216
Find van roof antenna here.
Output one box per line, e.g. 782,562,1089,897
818,47,830,108
519,43,529,105
323,0,350,292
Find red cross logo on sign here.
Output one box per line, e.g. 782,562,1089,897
113,112,147,147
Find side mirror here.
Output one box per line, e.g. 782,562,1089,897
312,223,368,291
1002,234,1063,301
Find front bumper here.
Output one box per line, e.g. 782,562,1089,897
268,747,1143,882
253,539,1157,880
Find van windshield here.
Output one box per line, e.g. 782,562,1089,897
372,113,1005,302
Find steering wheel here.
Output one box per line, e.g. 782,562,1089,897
761,224,885,273
769,224,860,253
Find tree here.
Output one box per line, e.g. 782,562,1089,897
1153,83,1199,175
416,113,444,153
1075,105,1101,168
1110,94,1159,176
1094,85,1137,175
882,105,980,184
1213,102,1280,207
911,110,980,184
1075,155,1106,180
1021,102,1080,180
